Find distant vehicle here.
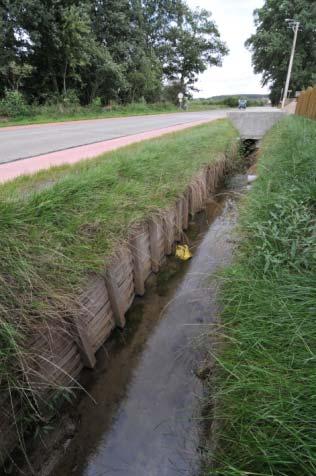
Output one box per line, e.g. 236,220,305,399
238,99,247,110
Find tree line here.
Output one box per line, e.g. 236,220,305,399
246,0,316,105
0,0,228,106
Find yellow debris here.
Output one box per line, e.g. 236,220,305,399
175,244,192,261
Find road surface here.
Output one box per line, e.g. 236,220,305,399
0,110,228,164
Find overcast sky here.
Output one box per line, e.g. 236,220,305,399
187,0,270,97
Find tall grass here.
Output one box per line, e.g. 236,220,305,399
0,120,237,414
204,116,316,475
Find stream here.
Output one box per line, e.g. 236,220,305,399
15,178,244,476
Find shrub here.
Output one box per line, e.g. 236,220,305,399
0,89,30,117
61,89,80,107
224,96,239,107
91,96,102,109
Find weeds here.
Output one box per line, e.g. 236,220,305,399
204,116,316,475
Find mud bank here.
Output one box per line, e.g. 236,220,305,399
14,177,242,476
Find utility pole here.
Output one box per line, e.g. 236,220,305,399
281,20,300,109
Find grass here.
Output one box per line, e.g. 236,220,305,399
203,116,316,475
0,101,225,128
0,120,237,425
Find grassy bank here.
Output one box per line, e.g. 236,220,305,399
205,116,316,475
0,101,224,128
0,120,237,414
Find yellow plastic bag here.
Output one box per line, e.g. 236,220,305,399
175,244,192,261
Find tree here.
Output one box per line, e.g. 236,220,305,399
246,0,316,104
163,6,228,95
81,43,127,104
92,0,133,65
0,0,32,95
20,0,96,100
59,4,93,96
0,0,228,105
143,1,228,96
0,61,33,91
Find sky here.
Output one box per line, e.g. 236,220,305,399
187,0,270,97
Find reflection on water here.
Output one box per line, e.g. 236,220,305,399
53,191,239,476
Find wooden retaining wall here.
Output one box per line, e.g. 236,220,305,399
0,153,232,465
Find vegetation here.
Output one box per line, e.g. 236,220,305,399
246,0,316,104
210,94,269,102
0,94,266,128
0,0,228,116
0,99,225,127
0,100,177,126
204,116,316,475
191,95,268,108
0,119,237,430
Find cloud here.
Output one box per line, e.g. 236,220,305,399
187,0,270,97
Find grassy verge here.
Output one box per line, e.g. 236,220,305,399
0,119,237,408
205,116,316,475
0,102,225,128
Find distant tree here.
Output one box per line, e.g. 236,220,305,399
246,0,316,104
163,6,228,94
144,2,228,96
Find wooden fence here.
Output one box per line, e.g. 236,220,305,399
295,86,316,119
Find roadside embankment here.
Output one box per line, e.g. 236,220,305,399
205,116,316,475
0,120,238,466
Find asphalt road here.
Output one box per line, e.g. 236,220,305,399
0,110,228,164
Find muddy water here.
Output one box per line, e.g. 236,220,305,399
51,189,240,476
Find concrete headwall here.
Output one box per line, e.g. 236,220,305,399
228,110,285,140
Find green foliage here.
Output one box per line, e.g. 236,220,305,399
0,100,223,127
0,119,237,420
157,5,228,93
0,61,33,91
59,3,94,94
191,96,268,108
246,0,316,103
0,0,228,110
162,81,184,104
0,89,30,117
205,116,316,475
222,96,239,108
91,96,102,108
63,89,80,104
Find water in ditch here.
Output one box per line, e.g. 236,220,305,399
20,181,243,476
